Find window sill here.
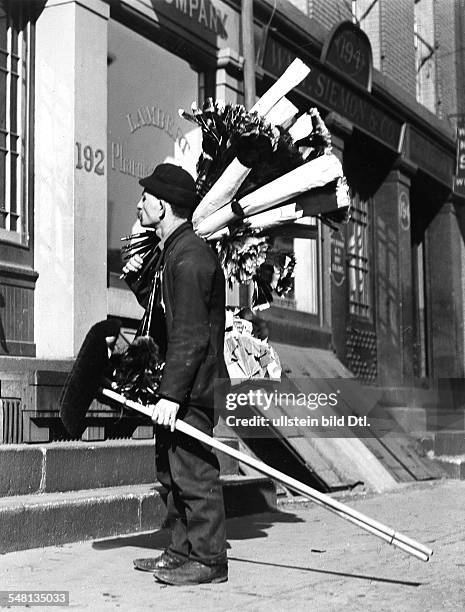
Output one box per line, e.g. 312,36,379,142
0,229,27,247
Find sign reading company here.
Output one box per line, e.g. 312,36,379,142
153,0,230,42
321,21,373,91
453,115,465,196
263,37,404,153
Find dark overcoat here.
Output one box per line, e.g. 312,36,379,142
129,222,229,409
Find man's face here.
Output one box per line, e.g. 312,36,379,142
137,191,163,228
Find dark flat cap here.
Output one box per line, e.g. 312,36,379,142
139,163,196,210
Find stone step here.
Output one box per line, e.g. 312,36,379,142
430,457,465,480
0,438,240,497
434,431,465,456
0,476,276,554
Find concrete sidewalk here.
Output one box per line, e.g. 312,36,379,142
1,480,464,611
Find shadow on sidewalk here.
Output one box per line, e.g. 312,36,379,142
92,510,304,551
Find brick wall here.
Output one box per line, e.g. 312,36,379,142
415,0,437,113
379,0,416,96
292,0,463,120
434,0,457,120
308,0,352,31
455,0,465,115
307,1,417,96
355,0,381,70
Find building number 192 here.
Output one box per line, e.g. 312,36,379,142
76,142,105,175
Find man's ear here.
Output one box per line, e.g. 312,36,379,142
159,200,166,220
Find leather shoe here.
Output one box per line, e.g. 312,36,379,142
133,551,186,572
153,560,228,585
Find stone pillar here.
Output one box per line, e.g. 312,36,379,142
373,169,414,386
34,0,109,358
215,49,244,307
427,198,465,378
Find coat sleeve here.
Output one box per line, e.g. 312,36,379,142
124,249,162,309
157,251,214,404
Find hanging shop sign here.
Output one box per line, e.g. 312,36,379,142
453,115,465,196
321,21,373,92
330,231,346,287
407,126,455,188
263,37,404,153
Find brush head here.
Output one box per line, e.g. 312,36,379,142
59,319,122,438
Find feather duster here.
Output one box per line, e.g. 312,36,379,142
110,335,164,404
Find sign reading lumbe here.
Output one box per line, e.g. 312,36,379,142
453,115,465,196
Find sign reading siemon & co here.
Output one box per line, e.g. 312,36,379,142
263,37,404,153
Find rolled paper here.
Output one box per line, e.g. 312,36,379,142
288,112,314,141
244,204,303,230
196,153,344,238
207,226,230,241
250,59,311,116
192,59,311,230
192,158,250,230
297,176,351,218
207,204,304,240
265,97,299,128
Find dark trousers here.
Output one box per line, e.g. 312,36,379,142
155,404,227,566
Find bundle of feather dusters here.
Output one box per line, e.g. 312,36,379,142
177,59,350,304
122,59,350,309
109,336,164,405
115,60,351,393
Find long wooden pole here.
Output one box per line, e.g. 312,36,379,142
101,388,433,562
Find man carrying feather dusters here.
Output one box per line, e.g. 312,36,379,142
122,163,229,586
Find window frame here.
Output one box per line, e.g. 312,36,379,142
0,0,33,247
347,195,372,321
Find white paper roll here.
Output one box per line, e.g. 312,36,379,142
240,154,343,216
192,59,311,229
192,158,249,229
265,97,299,127
288,113,314,141
196,154,343,238
251,59,311,116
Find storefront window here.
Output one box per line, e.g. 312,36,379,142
0,1,31,244
348,197,371,318
273,219,319,315
107,19,201,281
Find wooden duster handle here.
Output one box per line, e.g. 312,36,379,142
100,388,433,562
